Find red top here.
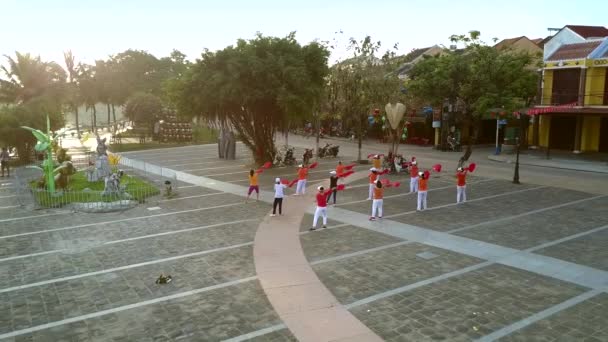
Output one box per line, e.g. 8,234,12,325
410,166,419,178
316,190,332,207
373,187,384,200
336,164,345,176
456,171,467,186
298,168,308,180
369,173,378,184
418,177,428,191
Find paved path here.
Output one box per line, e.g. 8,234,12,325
3,142,608,341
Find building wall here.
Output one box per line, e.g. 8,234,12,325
584,67,607,105
541,69,554,105
581,116,601,151
544,29,584,60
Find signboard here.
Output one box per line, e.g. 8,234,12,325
432,109,441,122
592,58,608,67
544,59,584,69
432,121,441,128
498,119,508,125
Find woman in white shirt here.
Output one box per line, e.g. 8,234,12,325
271,177,287,216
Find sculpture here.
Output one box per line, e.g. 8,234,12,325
21,115,56,192
94,134,111,180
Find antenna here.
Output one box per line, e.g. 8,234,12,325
547,28,561,35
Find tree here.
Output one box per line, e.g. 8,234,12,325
0,52,66,161
77,63,99,132
325,36,403,161
172,33,329,165
63,51,81,138
407,31,538,165
124,92,163,133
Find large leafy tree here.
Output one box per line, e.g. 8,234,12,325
63,50,82,138
124,92,163,132
0,52,66,161
172,33,329,165
407,31,539,163
325,36,403,161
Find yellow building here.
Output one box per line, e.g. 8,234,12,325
530,25,608,153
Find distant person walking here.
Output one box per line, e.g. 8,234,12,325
271,178,287,216
370,180,384,220
336,161,345,177
311,186,333,230
246,169,260,202
456,167,468,203
417,171,428,211
0,147,10,178
295,164,308,195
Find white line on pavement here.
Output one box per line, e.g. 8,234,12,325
0,276,258,340
0,195,16,199
474,289,604,342
182,164,247,172
0,203,244,239
160,192,225,202
0,205,20,210
0,211,72,223
0,242,254,295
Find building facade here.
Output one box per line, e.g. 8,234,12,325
531,25,608,153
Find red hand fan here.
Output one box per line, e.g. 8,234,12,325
393,182,401,188
337,184,346,191
432,164,442,172
345,163,356,170
340,170,354,178
367,154,374,158
288,179,298,188
256,168,264,174
281,179,289,185
309,162,319,169
424,170,430,179
263,161,272,169
467,163,476,172
380,178,390,185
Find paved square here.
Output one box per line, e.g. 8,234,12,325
2,143,607,341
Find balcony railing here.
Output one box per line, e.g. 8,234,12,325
551,92,580,106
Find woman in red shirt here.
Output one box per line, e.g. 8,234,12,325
456,167,468,203
417,171,428,211
311,186,333,230
367,168,379,200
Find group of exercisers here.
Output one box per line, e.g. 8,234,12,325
246,155,471,231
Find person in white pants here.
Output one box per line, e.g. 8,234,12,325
456,167,468,203
311,186,333,230
367,168,379,200
295,164,308,195
370,180,384,220
417,171,428,211
409,161,419,193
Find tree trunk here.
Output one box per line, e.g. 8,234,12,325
111,104,117,133
92,105,97,133
458,113,476,168
357,116,363,162
74,106,81,139
106,103,111,129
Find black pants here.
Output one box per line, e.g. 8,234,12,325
273,198,283,214
331,189,337,204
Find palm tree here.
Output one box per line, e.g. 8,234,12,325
64,51,81,138
77,63,98,132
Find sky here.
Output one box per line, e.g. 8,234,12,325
1,0,607,68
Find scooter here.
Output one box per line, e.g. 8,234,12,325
317,143,330,158
328,145,339,158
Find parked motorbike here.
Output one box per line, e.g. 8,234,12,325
328,145,339,158
275,146,296,166
317,143,329,158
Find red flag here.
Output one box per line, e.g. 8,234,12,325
467,163,476,173
309,162,319,169
380,169,390,175
263,161,272,169
340,170,354,178
337,184,346,191
367,154,374,158
345,163,356,170
288,179,298,188
380,178,390,185
432,164,442,172
281,179,289,185
393,182,401,188
424,170,430,179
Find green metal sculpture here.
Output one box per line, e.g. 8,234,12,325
22,115,56,193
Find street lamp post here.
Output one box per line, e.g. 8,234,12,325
513,136,520,184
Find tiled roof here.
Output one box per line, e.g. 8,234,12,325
546,41,603,61
531,38,543,44
494,36,523,49
566,25,608,38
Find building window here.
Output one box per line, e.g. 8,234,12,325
552,69,581,105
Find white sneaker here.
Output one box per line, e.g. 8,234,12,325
270,214,276,217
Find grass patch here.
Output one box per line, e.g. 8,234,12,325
31,171,160,208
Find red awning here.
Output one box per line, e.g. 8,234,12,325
527,103,577,115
